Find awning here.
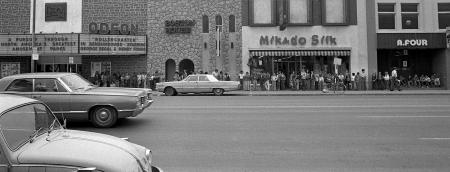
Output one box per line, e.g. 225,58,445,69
250,50,351,57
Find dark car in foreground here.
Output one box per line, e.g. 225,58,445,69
0,73,153,128
0,94,162,172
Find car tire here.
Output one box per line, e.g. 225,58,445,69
91,106,118,128
213,88,224,96
165,87,177,96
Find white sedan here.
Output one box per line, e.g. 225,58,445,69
156,74,240,96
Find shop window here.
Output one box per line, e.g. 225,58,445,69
202,15,209,33
378,3,396,29
287,0,312,25
438,3,450,29
401,3,419,29
322,0,348,25
249,0,276,26
229,15,236,32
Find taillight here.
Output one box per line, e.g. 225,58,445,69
147,93,152,100
140,96,145,104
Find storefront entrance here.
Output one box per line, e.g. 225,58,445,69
36,56,82,74
179,59,194,75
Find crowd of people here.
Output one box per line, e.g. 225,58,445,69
91,71,162,89
89,68,441,92
238,69,371,91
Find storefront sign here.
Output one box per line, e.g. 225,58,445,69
0,34,78,55
89,22,138,35
259,35,337,46
165,20,195,34
79,34,146,55
396,39,428,47
45,3,67,21
378,33,446,49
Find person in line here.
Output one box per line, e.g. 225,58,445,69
390,67,401,91
239,71,244,90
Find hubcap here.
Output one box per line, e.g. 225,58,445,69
97,109,110,122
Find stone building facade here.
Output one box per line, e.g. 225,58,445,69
148,0,242,81
0,0,30,34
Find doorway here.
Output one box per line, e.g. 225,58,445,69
165,59,176,81
179,59,195,75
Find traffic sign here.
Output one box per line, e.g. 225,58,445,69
32,53,39,60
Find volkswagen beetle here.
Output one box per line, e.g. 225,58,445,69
0,73,153,128
0,94,162,172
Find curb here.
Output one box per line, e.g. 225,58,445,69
152,91,450,96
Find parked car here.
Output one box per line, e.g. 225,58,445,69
156,74,240,96
0,73,153,128
0,94,162,172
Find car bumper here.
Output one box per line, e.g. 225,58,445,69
118,100,153,118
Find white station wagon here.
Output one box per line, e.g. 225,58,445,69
156,74,240,96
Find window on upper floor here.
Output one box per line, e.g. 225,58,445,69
323,0,348,25
229,15,236,32
401,3,419,29
202,15,209,33
378,3,396,29
438,3,450,29
287,0,312,25
249,0,276,26
216,15,223,32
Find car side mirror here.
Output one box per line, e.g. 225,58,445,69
77,167,97,172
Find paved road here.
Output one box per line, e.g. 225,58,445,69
70,95,450,172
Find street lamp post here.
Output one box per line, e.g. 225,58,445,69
31,0,36,73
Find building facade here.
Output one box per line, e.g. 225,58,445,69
0,0,148,81
369,0,450,89
241,0,369,86
147,0,242,81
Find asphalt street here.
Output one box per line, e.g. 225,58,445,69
70,95,450,172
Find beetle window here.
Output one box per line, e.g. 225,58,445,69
6,79,33,92
199,76,209,81
34,79,67,92
0,103,59,151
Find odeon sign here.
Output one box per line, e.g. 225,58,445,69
89,22,138,35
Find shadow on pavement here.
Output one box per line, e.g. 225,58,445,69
66,118,153,130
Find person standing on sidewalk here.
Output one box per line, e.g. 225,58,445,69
390,67,401,91
271,73,278,91
300,69,307,91
238,71,244,90
383,72,390,90
361,69,367,90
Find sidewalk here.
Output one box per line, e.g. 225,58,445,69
152,89,450,96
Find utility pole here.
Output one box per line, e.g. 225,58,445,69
31,0,37,73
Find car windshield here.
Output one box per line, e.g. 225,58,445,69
0,103,62,151
60,74,95,91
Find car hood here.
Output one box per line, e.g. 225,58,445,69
81,87,148,96
18,130,149,172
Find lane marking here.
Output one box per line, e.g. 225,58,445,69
419,138,450,140
360,116,450,118
153,104,450,109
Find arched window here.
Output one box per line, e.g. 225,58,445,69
215,15,223,32
202,15,209,33
229,15,236,32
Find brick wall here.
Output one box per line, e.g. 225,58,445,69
0,0,30,33
148,0,242,80
82,0,148,35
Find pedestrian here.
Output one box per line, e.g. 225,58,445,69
224,73,231,81
390,67,401,91
239,71,244,90
361,69,367,90
383,72,390,90
271,73,278,91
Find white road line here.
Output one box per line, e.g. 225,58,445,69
360,116,450,118
154,104,450,109
419,138,450,140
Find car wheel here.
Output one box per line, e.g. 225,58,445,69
213,88,224,96
91,106,118,128
165,87,176,96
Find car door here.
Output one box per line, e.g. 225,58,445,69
2,78,33,98
182,76,198,93
32,78,71,117
198,75,213,92
0,149,8,172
